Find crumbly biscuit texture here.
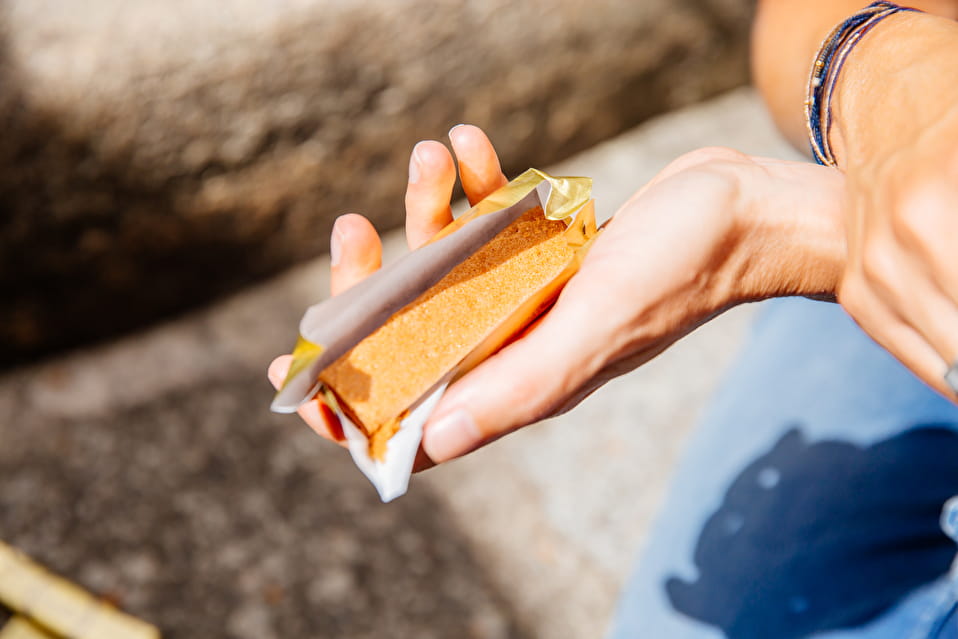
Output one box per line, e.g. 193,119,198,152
320,207,574,457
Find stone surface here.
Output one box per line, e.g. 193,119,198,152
0,376,529,639
0,89,805,638
0,0,752,365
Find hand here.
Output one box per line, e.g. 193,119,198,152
268,125,509,451
836,111,958,399
417,147,846,463
269,127,847,466
824,11,958,399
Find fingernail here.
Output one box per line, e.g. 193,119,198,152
945,360,958,395
330,219,344,267
448,123,467,140
423,409,481,462
267,369,282,390
267,357,287,389
409,143,423,184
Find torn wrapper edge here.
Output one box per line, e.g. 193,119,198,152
340,379,449,503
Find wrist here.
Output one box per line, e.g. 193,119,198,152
830,11,958,169
723,158,847,305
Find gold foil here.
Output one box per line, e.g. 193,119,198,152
428,169,591,241
283,335,325,394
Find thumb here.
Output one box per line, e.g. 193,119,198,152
421,296,602,463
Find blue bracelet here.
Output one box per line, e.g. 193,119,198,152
805,2,921,166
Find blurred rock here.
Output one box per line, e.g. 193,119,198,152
0,0,752,365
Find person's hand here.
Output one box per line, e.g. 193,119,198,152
269,126,847,466
267,125,509,449
835,109,958,399
415,146,846,463
821,11,958,399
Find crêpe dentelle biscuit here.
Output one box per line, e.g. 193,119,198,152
271,169,597,492
322,204,585,459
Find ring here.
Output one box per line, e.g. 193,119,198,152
946,360,958,395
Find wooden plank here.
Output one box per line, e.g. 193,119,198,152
0,543,160,639
0,616,57,639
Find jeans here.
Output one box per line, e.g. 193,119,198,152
608,298,958,639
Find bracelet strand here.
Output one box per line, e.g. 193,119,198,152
805,2,921,167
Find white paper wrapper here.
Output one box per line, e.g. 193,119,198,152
338,380,449,502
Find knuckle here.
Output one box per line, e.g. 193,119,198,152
891,185,943,247
838,270,867,314
674,146,748,170
505,375,550,423
860,239,898,288
691,146,748,162
892,197,925,239
838,288,858,315
657,147,752,202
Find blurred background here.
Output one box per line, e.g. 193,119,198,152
0,0,790,637
0,0,753,366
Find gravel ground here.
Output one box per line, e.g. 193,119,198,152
0,372,530,639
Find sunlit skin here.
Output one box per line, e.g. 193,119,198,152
753,0,958,393
271,1,958,466
270,126,846,467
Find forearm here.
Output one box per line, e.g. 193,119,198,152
751,0,958,154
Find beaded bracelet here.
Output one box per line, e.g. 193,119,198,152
805,2,921,166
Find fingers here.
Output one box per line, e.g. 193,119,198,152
421,292,603,463
274,214,378,444
268,355,347,445
448,124,508,205
909,282,958,376
405,125,505,249
267,354,292,390
862,246,958,380
839,279,955,398
329,214,382,296
857,179,958,388
405,140,456,249
891,180,958,358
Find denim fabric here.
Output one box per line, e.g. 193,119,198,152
607,297,958,639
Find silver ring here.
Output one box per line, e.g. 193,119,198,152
945,360,958,395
